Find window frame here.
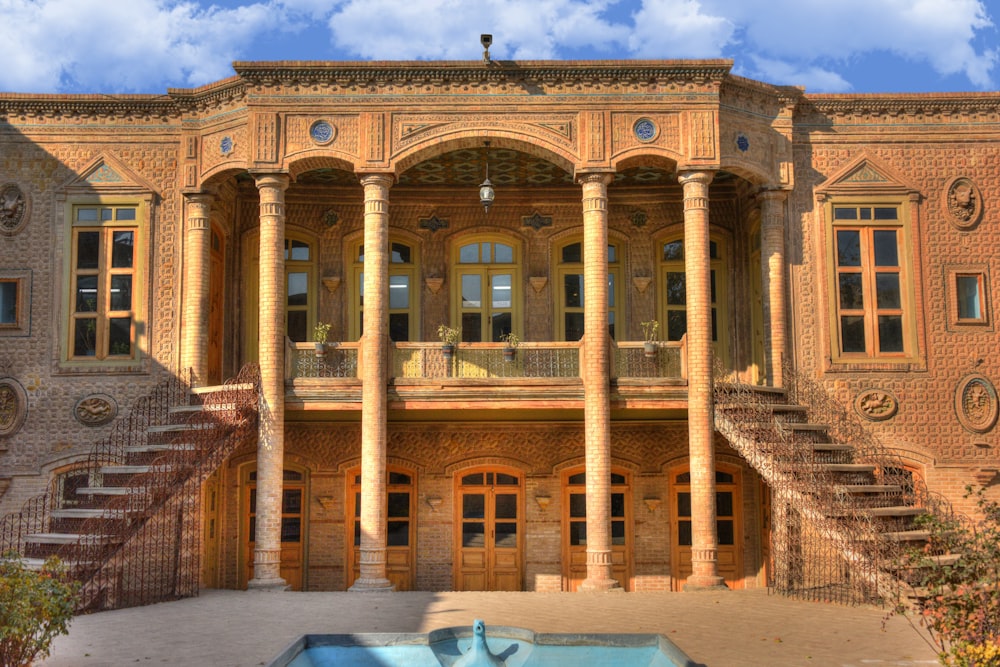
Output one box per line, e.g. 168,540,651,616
945,265,992,330
350,237,419,342
0,270,30,336
450,234,522,343
554,238,621,342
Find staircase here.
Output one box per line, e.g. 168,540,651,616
714,367,951,605
0,365,259,611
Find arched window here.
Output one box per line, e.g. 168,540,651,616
555,240,621,341
451,236,521,342
351,239,418,341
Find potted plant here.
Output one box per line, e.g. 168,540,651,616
437,324,461,358
313,321,332,357
640,320,659,358
500,332,520,362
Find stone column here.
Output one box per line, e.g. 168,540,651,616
350,174,395,592
759,188,788,388
249,172,290,590
577,172,620,592
679,170,726,590
181,193,212,387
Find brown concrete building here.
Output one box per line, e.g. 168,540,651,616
0,58,997,606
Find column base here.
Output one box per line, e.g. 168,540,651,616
348,577,396,592
682,575,728,591
247,577,290,592
577,578,623,593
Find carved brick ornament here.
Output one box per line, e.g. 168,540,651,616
0,378,28,437
74,393,118,426
943,176,983,230
955,374,999,434
854,389,898,421
0,183,29,236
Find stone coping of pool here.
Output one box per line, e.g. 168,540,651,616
266,625,698,667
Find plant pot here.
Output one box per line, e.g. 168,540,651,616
441,344,455,359
503,347,516,362
314,342,326,357
643,342,657,358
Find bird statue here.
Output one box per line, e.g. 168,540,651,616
454,619,505,667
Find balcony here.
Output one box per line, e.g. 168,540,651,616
284,337,687,412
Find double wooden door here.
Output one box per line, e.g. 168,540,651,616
562,470,632,591
671,465,742,590
455,469,523,591
243,468,305,590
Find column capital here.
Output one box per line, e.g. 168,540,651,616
251,171,290,191
756,186,789,203
358,173,395,189
677,170,715,187
575,171,614,187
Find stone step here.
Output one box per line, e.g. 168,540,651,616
25,532,121,545
834,484,902,494
51,508,129,520
99,465,157,476
76,486,130,496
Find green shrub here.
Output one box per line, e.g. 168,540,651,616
895,489,1000,667
0,552,80,667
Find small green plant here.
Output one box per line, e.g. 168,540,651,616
892,488,1000,667
0,552,80,667
313,322,332,345
640,320,659,343
500,332,520,349
437,325,461,346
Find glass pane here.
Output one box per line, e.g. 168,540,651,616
462,473,484,486
608,245,617,263
710,270,717,303
116,207,136,221
76,231,100,270
675,472,691,483
677,491,691,518
354,492,361,517
878,316,904,353
875,273,900,309
76,207,99,222
111,231,134,268
569,493,586,518
284,470,304,481
716,471,734,483
611,492,625,518
564,274,583,308
462,522,485,547
833,207,857,220
282,489,302,514
873,230,899,267
389,313,409,342
389,275,409,309
354,521,360,546
860,207,872,220
570,521,586,546
250,488,257,513
567,473,586,485
287,239,310,261
490,313,511,342
101,208,113,221
388,472,411,485
678,520,692,546
712,308,718,342
494,243,513,263
564,313,584,341
281,517,301,543
873,207,898,220
611,473,626,484
666,272,686,306
840,315,866,353
494,493,517,519
387,520,409,547
663,240,683,261
667,310,686,342
482,243,492,264
108,318,131,356
608,274,615,307
388,492,409,518
491,274,511,308
459,244,479,263
461,274,481,308
494,522,517,547
562,242,581,263
838,274,863,310
463,494,485,519
612,520,625,545
0,282,15,324
717,520,734,545
110,275,132,311
74,319,97,356
462,313,482,342
716,492,733,517
76,276,99,312
390,242,411,263
836,230,861,266
957,276,982,319
287,273,308,306
495,473,519,485
286,311,307,342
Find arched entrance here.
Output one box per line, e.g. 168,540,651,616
454,467,524,591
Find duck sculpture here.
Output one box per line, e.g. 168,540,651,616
454,619,505,667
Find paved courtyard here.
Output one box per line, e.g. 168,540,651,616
40,588,939,666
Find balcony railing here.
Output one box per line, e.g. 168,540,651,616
285,337,686,382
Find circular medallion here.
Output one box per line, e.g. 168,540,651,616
74,393,118,427
736,134,750,153
943,176,983,230
633,118,657,142
0,183,29,237
854,388,898,422
0,378,28,438
955,374,998,434
309,120,336,145
220,136,234,156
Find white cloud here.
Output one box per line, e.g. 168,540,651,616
740,56,852,93
627,0,735,58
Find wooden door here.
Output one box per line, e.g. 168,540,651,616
200,469,221,588
207,225,225,386
244,468,305,590
563,469,632,591
671,465,743,590
455,469,522,591
346,468,415,591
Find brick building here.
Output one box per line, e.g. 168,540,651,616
0,58,997,604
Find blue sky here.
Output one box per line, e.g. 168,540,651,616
0,0,996,95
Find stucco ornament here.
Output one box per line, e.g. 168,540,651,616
854,389,898,421
955,374,999,434
943,176,983,230
0,183,29,236
74,394,118,426
0,378,28,437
